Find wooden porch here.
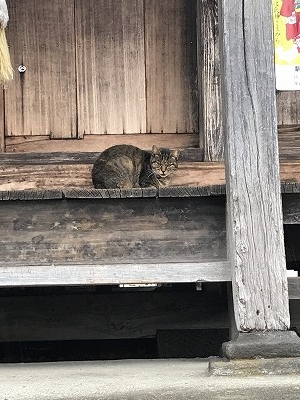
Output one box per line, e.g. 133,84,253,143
1,0,300,364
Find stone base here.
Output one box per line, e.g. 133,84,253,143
209,356,300,376
222,331,300,360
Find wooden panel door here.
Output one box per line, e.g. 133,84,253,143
145,0,198,133
76,0,146,135
5,0,77,138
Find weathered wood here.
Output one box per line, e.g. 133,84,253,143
277,92,300,125
219,0,290,331
5,127,300,159
63,188,157,199
5,133,199,153
158,185,226,198
3,160,300,191
0,197,227,265
145,0,198,133
0,190,62,201
0,290,229,341
0,148,203,166
0,162,226,190
197,0,223,161
5,0,77,138
0,164,92,190
0,86,4,152
0,261,231,287
76,0,146,135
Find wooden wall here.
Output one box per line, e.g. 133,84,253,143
5,0,77,138
1,0,300,159
3,0,198,146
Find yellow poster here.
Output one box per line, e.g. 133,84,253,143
273,0,300,90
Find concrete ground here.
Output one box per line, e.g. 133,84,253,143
1,359,300,400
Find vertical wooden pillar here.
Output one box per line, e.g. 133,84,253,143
197,0,223,161
218,0,300,358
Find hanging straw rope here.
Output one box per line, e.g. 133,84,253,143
0,0,12,84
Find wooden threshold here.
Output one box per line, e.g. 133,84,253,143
4,133,199,153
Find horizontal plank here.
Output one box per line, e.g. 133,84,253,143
64,187,157,199
63,186,227,199
1,184,300,201
0,262,297,296
0,290,229,341
0,261,231,287
0,197,227,264
5,133,199,153
158,185,226,198
0,190,63,200
0,148,203,165
2,160,300,192
4,127,300,160
0,162,226,190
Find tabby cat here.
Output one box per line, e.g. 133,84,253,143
92,144,180,189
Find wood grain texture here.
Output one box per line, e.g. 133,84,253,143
0,86,4,152
145,0,198,133
3,160,300,191
278,127,300,160
197,0,223,161
64,187,157,199
76,0,146,135
0,261,231,287
0,290,229,341
219,0,290,331
5,124,300,157
277,92,300,125
5,133,199,153
0,162,226,190
0,197,227,265
0,148,203,166
0,190,62,201
5,0,77,138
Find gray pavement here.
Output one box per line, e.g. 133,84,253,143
0,359,300,400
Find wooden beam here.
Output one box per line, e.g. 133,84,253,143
197,0,223,161
219,0,290,331
0,196,227,265
0,148,203,166
0,261,231,287
4,133,199,153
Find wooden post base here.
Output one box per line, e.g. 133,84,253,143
222,331,300,360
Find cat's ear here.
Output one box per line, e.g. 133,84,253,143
171,149,180,159
152,145,160,155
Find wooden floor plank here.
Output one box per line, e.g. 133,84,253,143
2,160,300,191
5,133,199,153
